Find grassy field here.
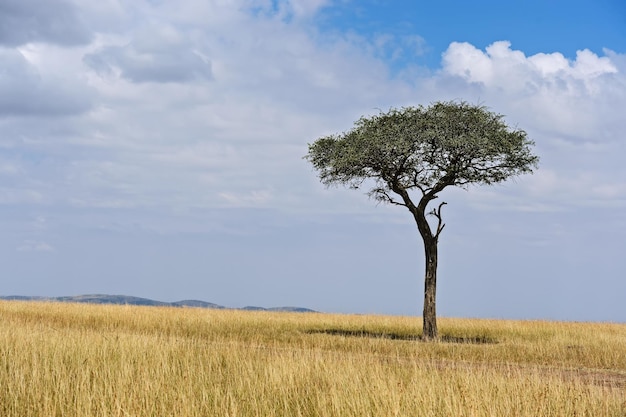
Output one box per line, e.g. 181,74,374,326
1,301,624,416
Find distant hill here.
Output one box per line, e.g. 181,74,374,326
172,300,225,309
0,294,316,313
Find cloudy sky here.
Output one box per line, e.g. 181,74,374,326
2,0,625,322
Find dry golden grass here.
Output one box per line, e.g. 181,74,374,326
1,300,625,416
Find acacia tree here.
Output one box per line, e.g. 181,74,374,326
305,101,538,340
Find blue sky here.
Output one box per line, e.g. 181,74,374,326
319,0,626,67
1,0,625,322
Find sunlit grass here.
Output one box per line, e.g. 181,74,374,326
1,301,624,416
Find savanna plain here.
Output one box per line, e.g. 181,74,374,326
1,301,625,416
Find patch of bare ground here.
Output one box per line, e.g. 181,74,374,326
310,329,626,390
412,359,626,391
552,367,626,389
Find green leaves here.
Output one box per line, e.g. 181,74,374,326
305,101,538,200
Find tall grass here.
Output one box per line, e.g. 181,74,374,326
1,301,624,416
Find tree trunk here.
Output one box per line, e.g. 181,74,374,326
422,236,438,340
399,188,442,341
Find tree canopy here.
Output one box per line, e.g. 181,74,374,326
307,101,538,208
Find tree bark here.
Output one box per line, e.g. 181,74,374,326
422,236,438,340
412,206,440,341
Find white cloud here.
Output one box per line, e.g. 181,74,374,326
0,1,624,223
438,41,625,143
0,0,92,47
21,0,402,213
0,160,21,176
0,47,94,116
17,240,54,252
252,0,332,20
218,190,273,207
443,41,617,87
84,23,213,83
0,188,45,205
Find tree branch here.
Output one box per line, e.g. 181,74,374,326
369,187,407,207
429,201,447,240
